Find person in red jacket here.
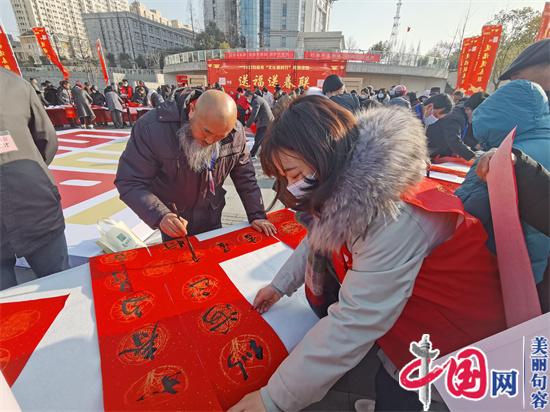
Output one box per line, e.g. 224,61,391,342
119,79,133,102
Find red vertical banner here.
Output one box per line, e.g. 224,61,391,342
468,25,502,93
32,27,69,79
96,39,109,86
456,36,482,93
536,2,550,41
0,24,21,75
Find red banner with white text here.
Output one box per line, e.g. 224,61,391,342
207,59,346,92
468,25,502,93
304,51,382,63
535,2,550,41
224,50,295,60
96,39,109,86
32,27,69,79
0,24,21,75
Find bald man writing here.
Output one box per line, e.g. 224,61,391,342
115,89,276,239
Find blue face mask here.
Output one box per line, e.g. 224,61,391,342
424,114,439,126
287,173,316,198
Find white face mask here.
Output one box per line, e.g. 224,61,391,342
287,173,316,198
424,114,439,126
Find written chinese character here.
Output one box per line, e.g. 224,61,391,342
239,74,250,87
532,374,548,391
532,337,549,357
119,322,161,361
252,74,265,87
400,345,488,401
137,372,182,401
531,391,549,410
284,74,295,89
533,358,548,373
243,233,258,243
298,76,310,88
186,276,218,301
216,242,230,253
491,370,518,398
227,339,264,381
201,303,240,334
122,295,148,318
111,270,131,292
268,74,279,88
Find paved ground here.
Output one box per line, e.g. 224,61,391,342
15,157,282,284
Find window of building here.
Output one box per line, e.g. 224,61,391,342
281,36,286,47
282,0,287,17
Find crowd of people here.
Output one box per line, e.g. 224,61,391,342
1,38,548,411
29,77,175,129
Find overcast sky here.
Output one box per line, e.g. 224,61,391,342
1,0,546,53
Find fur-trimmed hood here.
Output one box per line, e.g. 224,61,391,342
307,107,428,254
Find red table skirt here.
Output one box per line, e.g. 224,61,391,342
46,105,152,127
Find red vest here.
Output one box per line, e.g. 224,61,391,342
332,179,507,369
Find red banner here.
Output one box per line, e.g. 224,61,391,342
456,36,482,92
304,51,382,63
207,59,346,92
0,24,21,75
96,39,109,86
224,50,295,60
468,25,502,93
32,27,69,79
536,2,550,41
176,74,188,87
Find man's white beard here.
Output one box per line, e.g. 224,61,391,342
178,124,220,173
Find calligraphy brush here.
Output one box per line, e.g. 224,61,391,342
169,202,199,262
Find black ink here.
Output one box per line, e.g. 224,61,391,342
202,304,238,334
243,234,258,243
121,295,148,317
216,242,231,253
119,322,160,361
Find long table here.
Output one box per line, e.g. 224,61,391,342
46,106,153,128
0,222,318,410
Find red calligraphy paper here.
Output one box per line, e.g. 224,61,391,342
0,294,69,386
486,128,541,327
268,209,307,249
90,225,290,410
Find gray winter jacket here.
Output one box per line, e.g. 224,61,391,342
246,95,274,129
0,69,65,255
72,85,94,118
260,107,456,411
105,91,124,112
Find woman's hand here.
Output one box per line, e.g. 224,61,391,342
227,391,266,412
253,285,282,314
